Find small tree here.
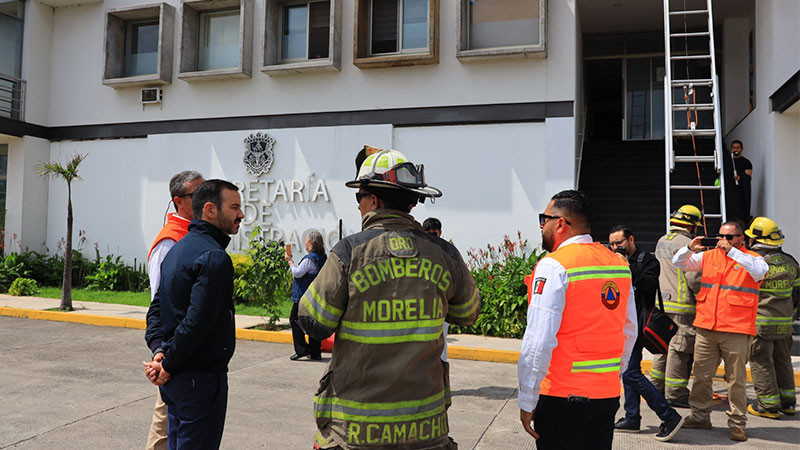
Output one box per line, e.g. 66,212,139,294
37,153,87,311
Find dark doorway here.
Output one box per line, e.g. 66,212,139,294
585,59,622,140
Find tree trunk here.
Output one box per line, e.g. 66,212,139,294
61,184,73,311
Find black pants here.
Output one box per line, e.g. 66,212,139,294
290,302,321,358
534,395,619,450
160,370,228,450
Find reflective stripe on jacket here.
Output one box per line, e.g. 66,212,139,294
695,248,763,335
655,227,700,315
539,243,632,399
753,246,799,337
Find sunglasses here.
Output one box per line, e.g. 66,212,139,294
718,234,742,240
355,192,372,202
539,213,571,227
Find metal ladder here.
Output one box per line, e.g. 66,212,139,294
663,0,726,235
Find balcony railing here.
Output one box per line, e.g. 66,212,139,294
0,73,25,121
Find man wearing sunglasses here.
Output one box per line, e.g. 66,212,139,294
144,170,204,450
518,190,638,449
298,146,480,450
672,221,769,441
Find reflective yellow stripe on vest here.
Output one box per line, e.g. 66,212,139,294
314,390,447,423
301,285,344,329
756,316,793,326
566,266,631,281
338,318,444,344
571,357,622,373
449,287,480,319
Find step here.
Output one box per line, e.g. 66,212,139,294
671,54,712,60
674,155,717,163
673,129,716,137
669,9,709,16
671,79,713,87
703,213,723,219
670,185,721,191
670,31,711,38
672,103,714,110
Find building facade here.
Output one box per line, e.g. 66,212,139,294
0,0,797,262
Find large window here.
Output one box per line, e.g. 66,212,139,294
457,0,546,60
104,4,175,87
262,0,340,75
353,0,437,68
0,0,24,120
280,1,330,62
178,0,252,81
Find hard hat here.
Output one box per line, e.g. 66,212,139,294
670,205,703,227
745,217,785,246
345,145,442,199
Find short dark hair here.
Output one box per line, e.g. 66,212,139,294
192,179,240,219
731,139,743,147
551,190,591,223
423,218,442,232
169,170,203,210
721,220,744,234
365,187,419,213
609,224,633,239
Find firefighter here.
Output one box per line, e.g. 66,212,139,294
298,146,481,449
651,205,703,408
745,217,799,418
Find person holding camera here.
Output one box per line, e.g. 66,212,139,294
672,221,768,441
609,225,684,442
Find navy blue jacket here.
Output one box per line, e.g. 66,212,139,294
290,252,327,302
145,220,236,374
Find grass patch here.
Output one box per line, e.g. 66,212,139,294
35,286,292,318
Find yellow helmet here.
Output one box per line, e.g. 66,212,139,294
670,205,703,227
745,217,785,245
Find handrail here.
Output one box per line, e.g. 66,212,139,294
0,72,26,121
575,104,588,189
663,0,674,233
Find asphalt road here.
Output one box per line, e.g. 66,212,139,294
1,316,797,449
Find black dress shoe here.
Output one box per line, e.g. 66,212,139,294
290,353,309,361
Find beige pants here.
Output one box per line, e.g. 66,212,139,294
664,314,696,403
145,389,168,450
689,328,752,429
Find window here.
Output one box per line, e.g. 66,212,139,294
280,1,330,62
103,4,175,87
178,0,252,81
0,0,24,120
353,0,437,68
262,0,340,75
457,0,546,60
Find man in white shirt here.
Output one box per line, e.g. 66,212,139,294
145,170,204,450
518,190,638,449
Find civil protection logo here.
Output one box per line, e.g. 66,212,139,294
601,281,620,310
243,132,276,176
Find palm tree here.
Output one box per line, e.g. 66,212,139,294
37,154,87,311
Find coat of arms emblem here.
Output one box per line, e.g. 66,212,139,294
243,132,275,176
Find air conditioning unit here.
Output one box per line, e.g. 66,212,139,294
141,87,162,104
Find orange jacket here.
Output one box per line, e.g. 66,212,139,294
148,213,191,261
539,243,632,399
695,248,762,335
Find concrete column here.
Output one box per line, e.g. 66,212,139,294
4,136,50,253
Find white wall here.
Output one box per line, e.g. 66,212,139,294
4,136,50,253
724,0,800,257
20,1,54,125
43,122,553,263
42,0,577,126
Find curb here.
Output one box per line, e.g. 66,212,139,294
3,306,799,385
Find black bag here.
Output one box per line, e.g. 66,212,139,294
641,288,678,354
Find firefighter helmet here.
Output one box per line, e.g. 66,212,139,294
670,205,703,227
745,217,785,246
345,145,442,199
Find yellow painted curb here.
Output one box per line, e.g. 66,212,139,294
0,306,146,330
641,359,800,386
448,346,520,364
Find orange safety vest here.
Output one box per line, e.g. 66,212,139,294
148,213,191,261
694,248,762,336
538,243,632,399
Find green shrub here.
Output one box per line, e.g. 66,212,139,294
9,277,39,296
85,254,149,292
450,232,545,339
233,227,292,329
0,255,27,292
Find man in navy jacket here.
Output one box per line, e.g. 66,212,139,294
144,179,244,450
